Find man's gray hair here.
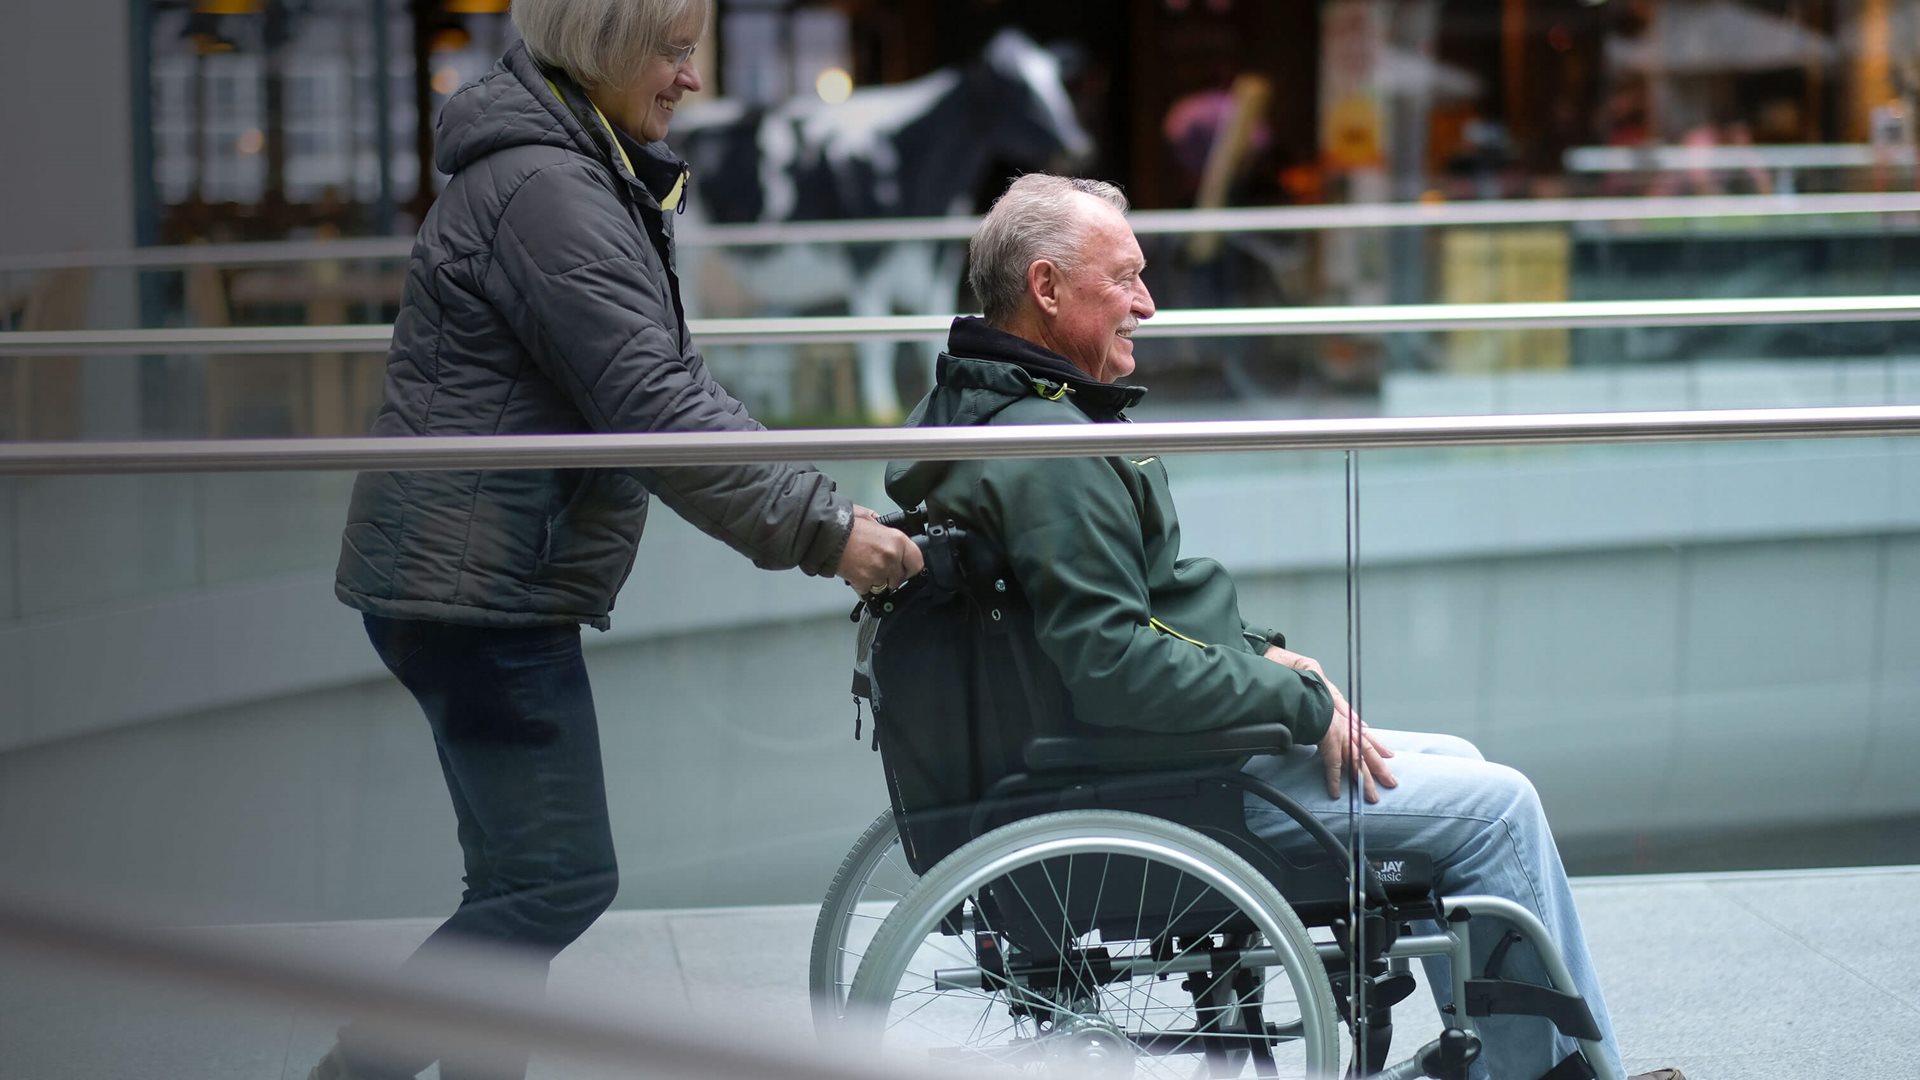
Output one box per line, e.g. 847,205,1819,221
969,174,1130,326
512,0,707,90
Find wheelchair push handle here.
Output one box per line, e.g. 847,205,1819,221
850,506,997,619
847,508,940,620
874,506,962,570
874,506,929,536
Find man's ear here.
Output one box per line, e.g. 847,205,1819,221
1027,259,1061,317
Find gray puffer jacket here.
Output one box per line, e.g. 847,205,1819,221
336,43,853,630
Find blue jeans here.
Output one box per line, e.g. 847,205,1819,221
339,614,618,1080
1243,730,1624,1080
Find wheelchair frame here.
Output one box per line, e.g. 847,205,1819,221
814,513,1620,1080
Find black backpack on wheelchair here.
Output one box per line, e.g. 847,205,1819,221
852,516,1070,874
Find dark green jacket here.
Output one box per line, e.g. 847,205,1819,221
885,319,1333,743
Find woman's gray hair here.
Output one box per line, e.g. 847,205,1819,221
969,174,1130,327
512,0,707,90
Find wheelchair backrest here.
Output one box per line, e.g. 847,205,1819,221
858,524,1076,874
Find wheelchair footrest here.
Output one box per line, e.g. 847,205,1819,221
1462,977,1603,1042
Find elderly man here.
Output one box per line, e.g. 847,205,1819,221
884,173,1681,1080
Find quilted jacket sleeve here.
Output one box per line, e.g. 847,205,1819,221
489,161,851,576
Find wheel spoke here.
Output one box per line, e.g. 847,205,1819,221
854,811,1338,1078
811,812,920,1033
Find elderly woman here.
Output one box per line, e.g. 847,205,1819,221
317,0,919,1076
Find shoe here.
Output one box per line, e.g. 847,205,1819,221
1628,1070,1686,1080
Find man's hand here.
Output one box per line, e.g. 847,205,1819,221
837,505,924,594
1262,645,1397,803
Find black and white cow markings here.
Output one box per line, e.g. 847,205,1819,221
670,29,1093,421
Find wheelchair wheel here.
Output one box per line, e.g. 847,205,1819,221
847,810,1339,1077
809,809,918,1034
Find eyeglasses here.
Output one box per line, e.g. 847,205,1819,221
663,41,697,70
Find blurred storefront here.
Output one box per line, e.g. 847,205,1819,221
130,1,1920,233
7,0,1904,431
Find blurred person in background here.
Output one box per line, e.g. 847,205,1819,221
317,0,920,1076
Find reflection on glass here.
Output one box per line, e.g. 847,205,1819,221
1340,431,1920,1075
0,419,1914,1078
1356,436,1920,874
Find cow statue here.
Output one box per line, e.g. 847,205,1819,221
669,28,1094,422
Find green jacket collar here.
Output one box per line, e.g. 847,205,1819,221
944,317,1147,421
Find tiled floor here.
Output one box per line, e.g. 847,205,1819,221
4,867,1918,1079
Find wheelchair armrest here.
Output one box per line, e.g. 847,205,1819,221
1024,723,1294,772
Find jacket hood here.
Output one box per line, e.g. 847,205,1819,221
435,43,592,175
889,318,1147,508
435,43,688,200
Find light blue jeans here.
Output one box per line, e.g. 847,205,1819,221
1241,729,1625,1080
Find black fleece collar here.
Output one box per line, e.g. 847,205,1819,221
946,317,1147,420
612,128,692,207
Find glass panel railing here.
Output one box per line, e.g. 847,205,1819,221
4,406,1918,1080
0,445,1358,1078
0,898,906,1080
0,942,315,1080
1354,431,1920,867
1350,430,1920,1078
0,459,909,915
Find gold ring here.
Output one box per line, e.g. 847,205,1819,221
869,583,888,595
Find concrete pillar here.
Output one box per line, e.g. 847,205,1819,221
0,0,142,436
0,0,138,259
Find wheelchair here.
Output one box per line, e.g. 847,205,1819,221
811,511,1619,1080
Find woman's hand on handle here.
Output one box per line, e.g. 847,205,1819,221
838,505,925,594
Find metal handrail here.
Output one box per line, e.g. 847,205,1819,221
693,191,1920,246
1566,143,1919,174
5,192,1920,271
6,295,1920,356
5,407,1919,476
0,890,932,1080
